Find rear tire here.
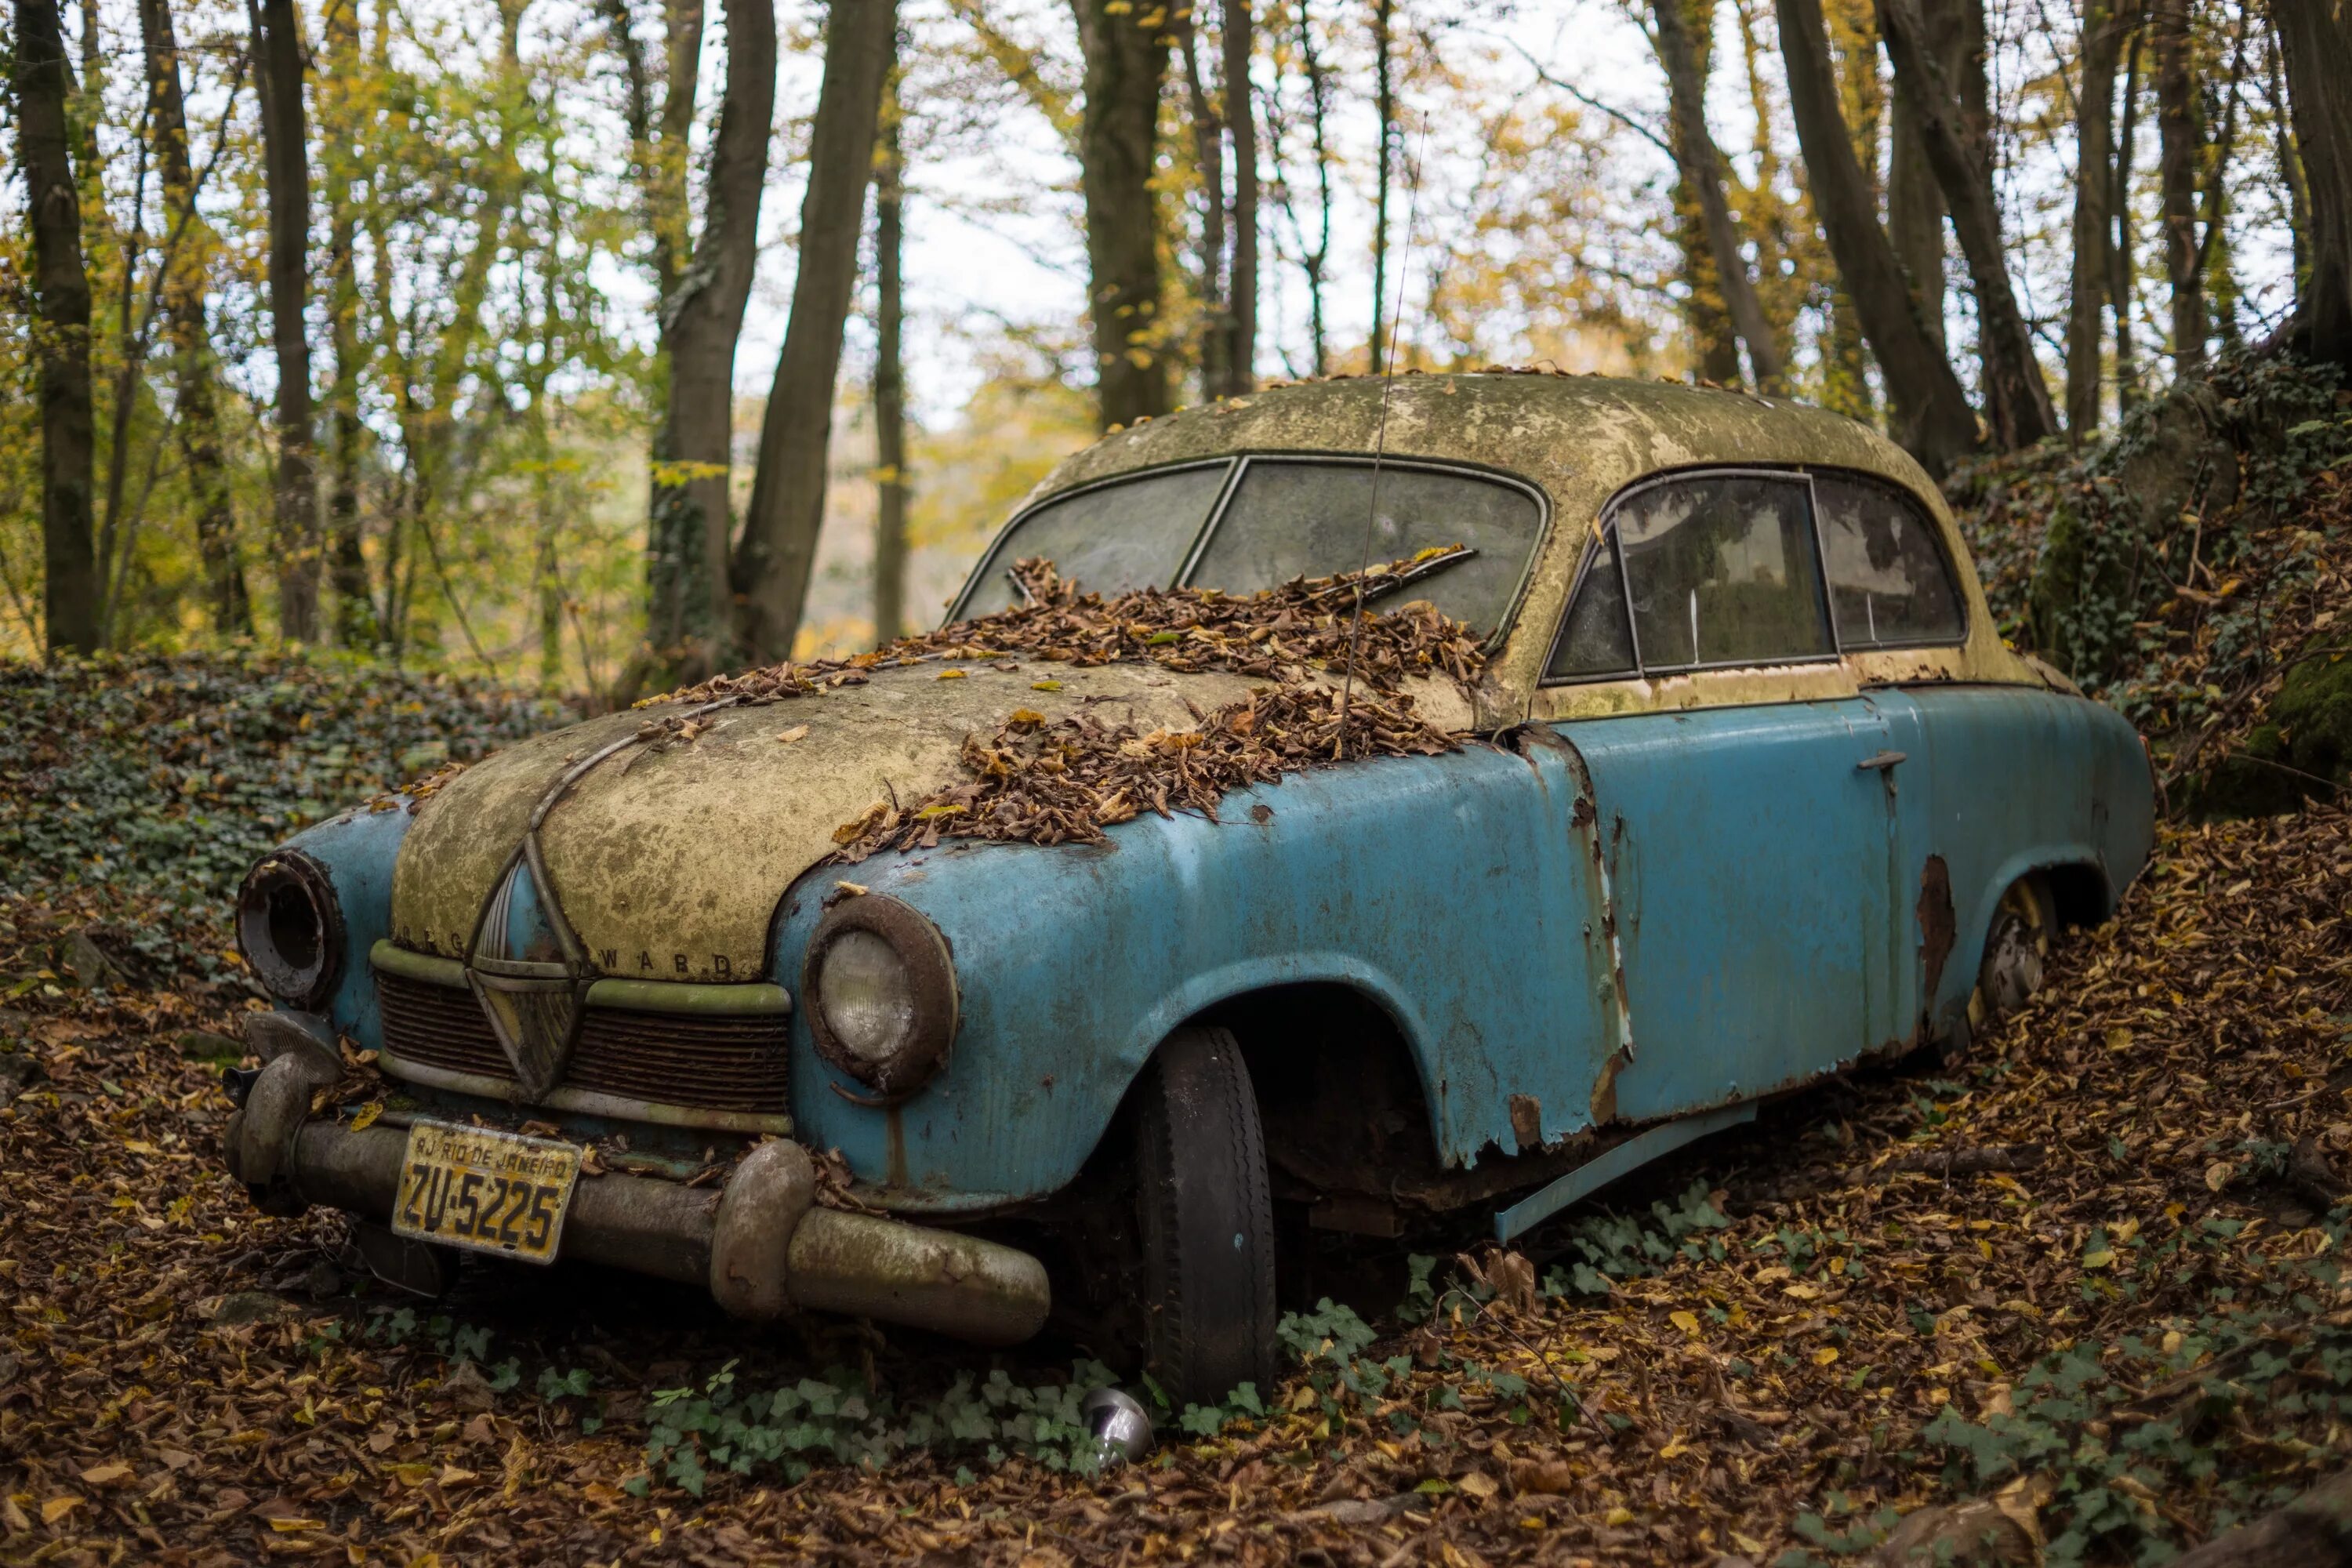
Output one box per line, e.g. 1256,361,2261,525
1970,873,2056,1030
1133,1026,1279,1406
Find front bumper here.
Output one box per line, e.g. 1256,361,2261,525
221,1049,1049,1347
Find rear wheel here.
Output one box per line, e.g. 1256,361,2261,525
1133,1026,1279,1406
1970,873,2056,1031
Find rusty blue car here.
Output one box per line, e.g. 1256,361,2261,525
220,373,2154,1402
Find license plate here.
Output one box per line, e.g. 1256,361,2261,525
390,1121,581,1264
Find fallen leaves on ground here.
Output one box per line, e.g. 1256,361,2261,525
4,766,2348,1561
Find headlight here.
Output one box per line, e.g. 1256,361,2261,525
235,851,344,1011
803,893,958,1098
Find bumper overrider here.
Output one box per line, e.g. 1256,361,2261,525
220,1017,1050,1346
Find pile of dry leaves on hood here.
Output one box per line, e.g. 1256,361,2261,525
660,553,1489,860
7,777,2352,1563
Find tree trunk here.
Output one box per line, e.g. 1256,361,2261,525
1294,0,1334,376
1878,0,2057,448
1777,0,1978,475
641,0,772,683
12,0,100,655
252,0,320,644
2067,0,2123,436
1177,8,1229,397
1662,0,1739,386
2152,0,2203,375
140,0,251,635
1819,0,1879,419
1221,0,1257,394
1368,0,1393,372
319,0,373,644
873,73,909,644
2111,20,2143,408
2196,10,2248,350
731,0,898,667
1073,0,1172,426
1886,74,1944,350
1653,0,1785,392
2276,0,2352,371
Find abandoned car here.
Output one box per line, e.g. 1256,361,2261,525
220,373,2154,1403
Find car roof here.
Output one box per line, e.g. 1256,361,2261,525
1015,371,2038,721
1025,371,1944,526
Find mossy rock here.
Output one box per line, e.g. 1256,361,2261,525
2181,645,2352,818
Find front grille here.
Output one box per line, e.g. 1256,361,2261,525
376,971,790,1115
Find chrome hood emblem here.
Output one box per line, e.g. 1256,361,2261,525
466,847,588,1100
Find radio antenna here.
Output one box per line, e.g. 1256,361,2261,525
1334,114,1430,762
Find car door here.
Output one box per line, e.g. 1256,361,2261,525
1540,470,1910,1124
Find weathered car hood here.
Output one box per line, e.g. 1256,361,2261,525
387,661,1273,982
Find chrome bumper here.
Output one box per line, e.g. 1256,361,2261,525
221,1048,1049,1347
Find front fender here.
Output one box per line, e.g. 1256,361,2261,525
773,740,1616,1212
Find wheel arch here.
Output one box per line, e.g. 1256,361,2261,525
1952,848,2114,1013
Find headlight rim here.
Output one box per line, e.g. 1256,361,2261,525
235,849,345,1011
802,893,958,1099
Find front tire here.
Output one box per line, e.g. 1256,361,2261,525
1134,1026,1279,1406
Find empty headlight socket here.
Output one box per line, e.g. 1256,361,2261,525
235,850,346,1011
802,892,960,1102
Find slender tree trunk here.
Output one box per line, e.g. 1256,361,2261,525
252,0,320,643
2111,20,2143,408
2151,0,2203,375
1073,0,1172,426
2275,0,2352,371
1819,0,1879,418
1653,0,1785,392
1177,8,1229,397
639,0,772,684
1879,0,2057,448
13,0,100,655
2271,16,2308,289
1368,0,1393,371
140,0,250,634
873,78,909,644
1296,0,1333,376
2067,0,2122,436
1661,0,1739,386
731,0,898,666
1222,0,1258,393
319,0,373,644
2195,10,2248,350
1777,0,1978,474
1886,68,1944,350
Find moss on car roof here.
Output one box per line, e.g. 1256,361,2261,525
1027,371,1940,527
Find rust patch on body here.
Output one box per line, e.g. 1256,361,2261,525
1918,855,1956,1003
1589,1051,1624,1125
1508,1094,1544,1152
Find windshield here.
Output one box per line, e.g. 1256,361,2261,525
958,457,1546,637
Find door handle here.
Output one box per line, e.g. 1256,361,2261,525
1856,750,1907,772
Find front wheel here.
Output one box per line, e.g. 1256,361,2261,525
1133,1026,1279,1406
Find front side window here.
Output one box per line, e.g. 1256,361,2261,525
1812,474,1966,648
1548,468,1957,684
1615,473,1831,671
959,456,1547,639
961,464,1231,617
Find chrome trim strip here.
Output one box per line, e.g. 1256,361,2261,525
368,940,791,1015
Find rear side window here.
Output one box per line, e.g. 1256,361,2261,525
1812,474,1966,648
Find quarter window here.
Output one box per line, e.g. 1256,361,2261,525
1812,474,1966,648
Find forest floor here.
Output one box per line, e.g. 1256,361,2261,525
5,434,2352,1564
2,796,2349,1568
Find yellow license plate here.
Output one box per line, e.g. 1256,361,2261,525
390,1121,581,1264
